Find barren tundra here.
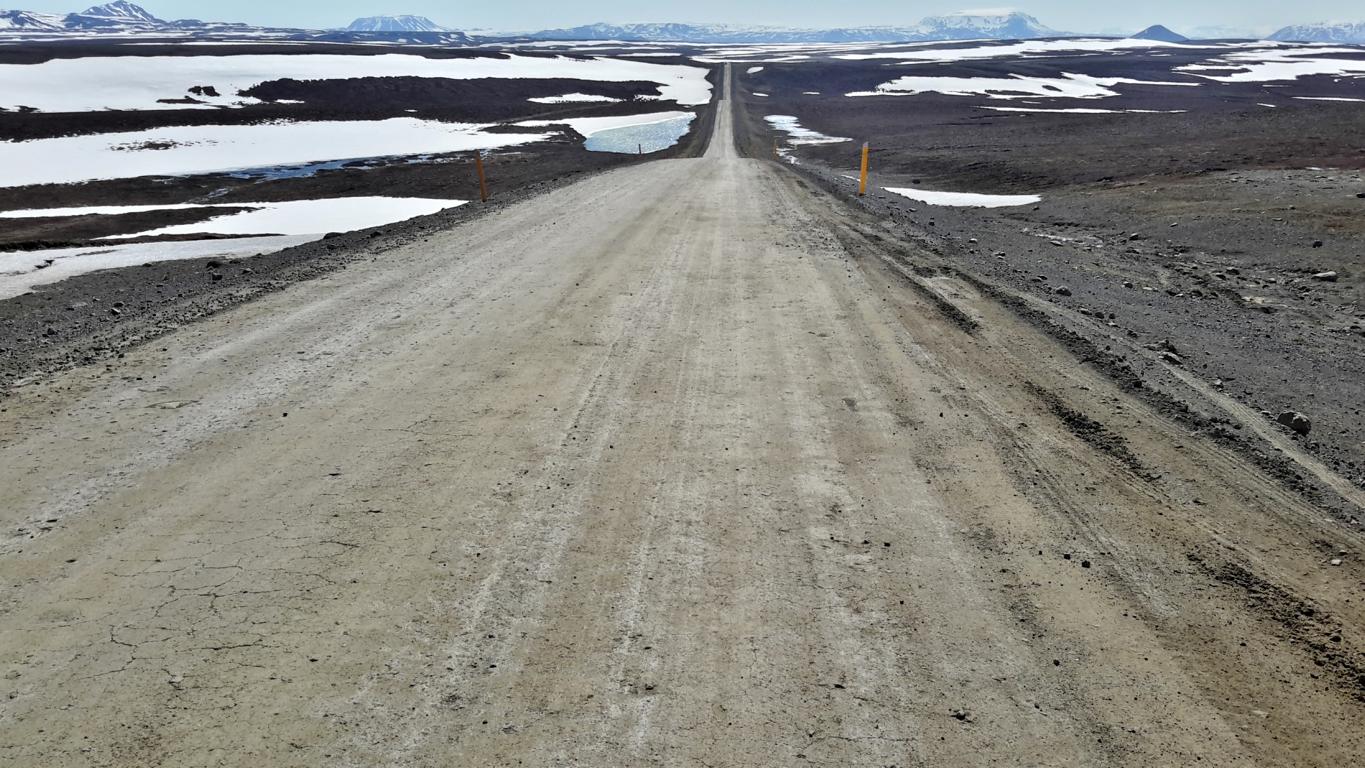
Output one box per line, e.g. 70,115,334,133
0,64,1363,766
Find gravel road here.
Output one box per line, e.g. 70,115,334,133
2,66,1363,767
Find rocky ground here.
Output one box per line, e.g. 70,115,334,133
736,54,1365,512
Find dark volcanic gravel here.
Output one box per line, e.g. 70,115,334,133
734,56,1365,510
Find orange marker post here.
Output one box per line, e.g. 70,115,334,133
474,153,489,203
858,142,869,196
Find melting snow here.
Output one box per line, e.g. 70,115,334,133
101,197,466,238
1293,96,1365,102
849,72,1198,99
886,187,1041,208
1176,48,1365,83
0,196,465,298
764,115,850,144
0,235,312,299
528,92,623,103
980,106,1187,113
0,118,552,188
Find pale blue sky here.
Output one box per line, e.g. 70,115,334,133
23,2,1362,35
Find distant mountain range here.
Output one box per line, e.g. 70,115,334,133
0,3,471,41
2,4,1364,45
1268,20,1365,44
523,12,1062,43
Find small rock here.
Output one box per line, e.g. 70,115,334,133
1053,286,1072,297
1329,558,1342,566
1311,240,1323,248
1276,411,1312,436
950,708,974,723
1161,352,1183,366
211,272,223,281
1311,271,1338,282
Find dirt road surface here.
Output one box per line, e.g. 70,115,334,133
3,67,1363,768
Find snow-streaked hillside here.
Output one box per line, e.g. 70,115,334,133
347,15,446,33
0,10,64,29
1268,21,1365,44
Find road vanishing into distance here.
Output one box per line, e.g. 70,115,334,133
3,66,1363,767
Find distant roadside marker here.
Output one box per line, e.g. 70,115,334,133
859,142,870,196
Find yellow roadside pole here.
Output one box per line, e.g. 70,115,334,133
858,142,870,196
474,153,489,203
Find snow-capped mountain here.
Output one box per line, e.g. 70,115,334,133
908,11,1057,40
1130,24,1188,43
347,15,446,33
1268,20,1365,44
0,3,471,41
64,0,157,27
526,11,1062,43
0,9,64,29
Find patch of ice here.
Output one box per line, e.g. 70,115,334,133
0,53,713,112
850,72,1198,100
0,118,552,188
528,92,623,103
747,66,764,74
753,92,769,96
518,111,695,154
765,115,850,145
886,187,1041,208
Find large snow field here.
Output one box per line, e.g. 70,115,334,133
0,53,713,112
0,118,552,187
764,115,850,144
0,196,465,298
848,73,1199,100
1175,47,1365,83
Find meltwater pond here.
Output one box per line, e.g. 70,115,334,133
517,111,695,155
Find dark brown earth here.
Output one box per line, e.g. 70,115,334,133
736,53,1365,514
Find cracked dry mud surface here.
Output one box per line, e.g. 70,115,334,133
2,68,1364,767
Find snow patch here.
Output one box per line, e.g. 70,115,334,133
527,92,623,103
764,115,850,144
0,119,552,188
886,187,1041,207
850,72,1198,100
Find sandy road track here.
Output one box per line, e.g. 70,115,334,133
2,67,1363,767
